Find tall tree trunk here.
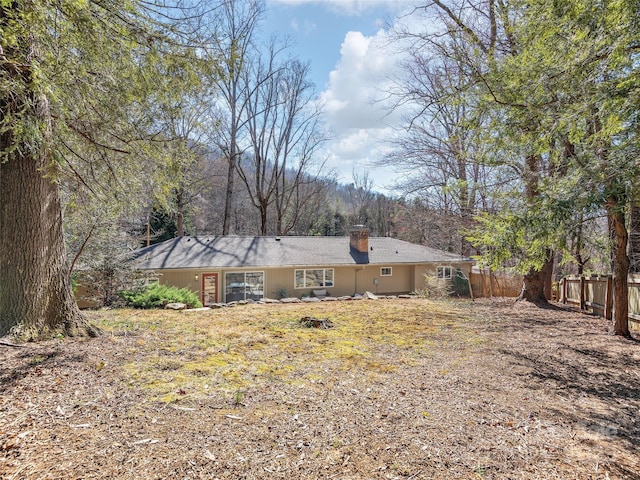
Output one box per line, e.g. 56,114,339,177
0,16,99,339
259,200,268,236
222,151,235,235
517,153,551,304
0,109,99,339
608,199,631,337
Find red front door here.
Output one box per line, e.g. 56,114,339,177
201,273,218,306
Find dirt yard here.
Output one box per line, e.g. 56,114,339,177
1,298,639,479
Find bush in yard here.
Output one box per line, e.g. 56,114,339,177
119,283,202,309
413,274,453,299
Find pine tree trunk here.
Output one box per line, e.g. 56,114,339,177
516,153,552,304
608,203,631,337
0,20,99,339
518,251,553,304
0,146,100,339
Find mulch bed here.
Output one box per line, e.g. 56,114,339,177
1,299,639,479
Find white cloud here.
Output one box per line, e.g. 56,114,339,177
320,30,394,129
318,27,408,191
335,129,371,158
266,0,416,192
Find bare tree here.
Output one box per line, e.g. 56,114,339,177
237,48,325,235
390,1,559,302
387,54,495,254
202,0,264,234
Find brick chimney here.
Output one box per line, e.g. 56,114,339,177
349,225,369,253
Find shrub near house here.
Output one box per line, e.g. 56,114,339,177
119,284,202,309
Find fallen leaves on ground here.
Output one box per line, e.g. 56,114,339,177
1,298,639,479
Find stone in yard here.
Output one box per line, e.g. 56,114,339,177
262,298,281,303
280,297,302,303
165,302,187,310
302,297,320,302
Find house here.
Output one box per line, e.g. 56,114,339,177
131,226,474,305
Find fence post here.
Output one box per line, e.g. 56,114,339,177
580,275,586,310
604,275,613,320
488,269,494,298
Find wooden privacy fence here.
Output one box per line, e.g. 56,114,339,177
469,269,523,298
559,275,640,330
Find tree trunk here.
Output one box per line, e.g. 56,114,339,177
176,187,184,237
608,203,631,337
0,136,100,339
518,250,553,304
259,200,268,236
0,23,99,339
222,151,235,235
516,152,551,305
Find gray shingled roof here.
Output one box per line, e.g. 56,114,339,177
131,236,472,270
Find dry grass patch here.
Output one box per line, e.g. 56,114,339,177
101,300,478,402
2,298,639,479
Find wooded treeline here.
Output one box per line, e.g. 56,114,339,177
132,161,462,249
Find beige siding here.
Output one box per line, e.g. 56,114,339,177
264,266,357,298
352,265,414,295
154,262,473,301
262,267,294,298
158,269,201,290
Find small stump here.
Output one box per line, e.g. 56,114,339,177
299,316,333,329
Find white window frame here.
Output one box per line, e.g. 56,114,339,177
380,267,392,276
294,268,334,289
437,266,453,280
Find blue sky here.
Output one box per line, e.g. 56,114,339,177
264,1,399,89
263,0,418,193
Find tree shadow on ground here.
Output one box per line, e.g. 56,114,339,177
499,341,640,476
0,346,88,392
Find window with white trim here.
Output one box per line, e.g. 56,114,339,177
295,268,334,288
437,266,453,279
380,267,392,276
